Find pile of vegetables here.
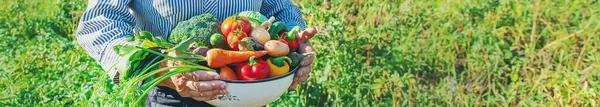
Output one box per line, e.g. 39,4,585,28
112,12,316,106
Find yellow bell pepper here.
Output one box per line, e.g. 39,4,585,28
267,56,292,77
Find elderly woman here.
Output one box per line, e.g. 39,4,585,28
75,0,316,106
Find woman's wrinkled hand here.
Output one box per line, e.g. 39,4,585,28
288,28,317,90
156,51,227,101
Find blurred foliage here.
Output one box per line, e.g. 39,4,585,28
1,0,599,106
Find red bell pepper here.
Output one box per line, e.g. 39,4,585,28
278,26,301,51
236,56,270,80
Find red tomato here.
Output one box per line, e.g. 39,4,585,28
221,16,252,37
219,66,238,80
227,30,247,51
237,57,269,80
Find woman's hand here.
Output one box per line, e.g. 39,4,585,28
156,51,227,101
288,28,317,90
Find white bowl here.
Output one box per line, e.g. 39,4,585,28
206,66,299,107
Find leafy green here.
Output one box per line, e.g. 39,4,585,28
169,13,221,47
238,11,268,22
112,30,213,106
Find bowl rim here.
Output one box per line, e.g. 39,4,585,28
221,65,300,83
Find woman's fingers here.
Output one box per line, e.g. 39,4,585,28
300,54,314,67
301,28,317,37
187,89,225,98
298,75,309,82
297,28,317,43
288,81,299,90
297,41,315,66
290,67,312,90
170,75,227,99
185,80,227,92
288,35,316,91
298,41,315,54
170,75,192,97
181,70,220,81
295,66,312,77
289,75,309,90
192,96,217,101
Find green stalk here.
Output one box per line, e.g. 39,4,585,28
130,47,214,86
125,65,214,99
180,50,206,59
118,65,192,106
136,56,164,77
136,46,200,66
139,65,213,89
134,66,209,105
128,65,195,84
137,59,167,83
123,47,215,106
134,71,179,106
133,54,209,84
174,55,206,62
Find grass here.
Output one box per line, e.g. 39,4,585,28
1,0,599,106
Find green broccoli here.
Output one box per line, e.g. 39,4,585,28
169,13,221,47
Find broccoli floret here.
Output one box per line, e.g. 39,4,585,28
169,13,221,47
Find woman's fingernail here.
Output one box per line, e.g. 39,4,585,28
221,84,227,89
214,75,219,79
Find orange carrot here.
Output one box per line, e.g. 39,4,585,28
206,48,268,68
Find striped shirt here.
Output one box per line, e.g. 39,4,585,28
75,0,306,83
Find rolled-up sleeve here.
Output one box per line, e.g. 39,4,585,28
260,0,306,30
75,0,135,83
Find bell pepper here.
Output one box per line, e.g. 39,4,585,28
268,22,288,39
287,52,305,67
237,56,270,80
278,26,301,51
267,56,292,77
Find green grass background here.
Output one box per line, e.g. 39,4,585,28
1,0,600,106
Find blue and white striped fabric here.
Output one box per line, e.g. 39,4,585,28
75,0,306,83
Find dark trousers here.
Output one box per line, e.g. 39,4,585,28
145,86,215,107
